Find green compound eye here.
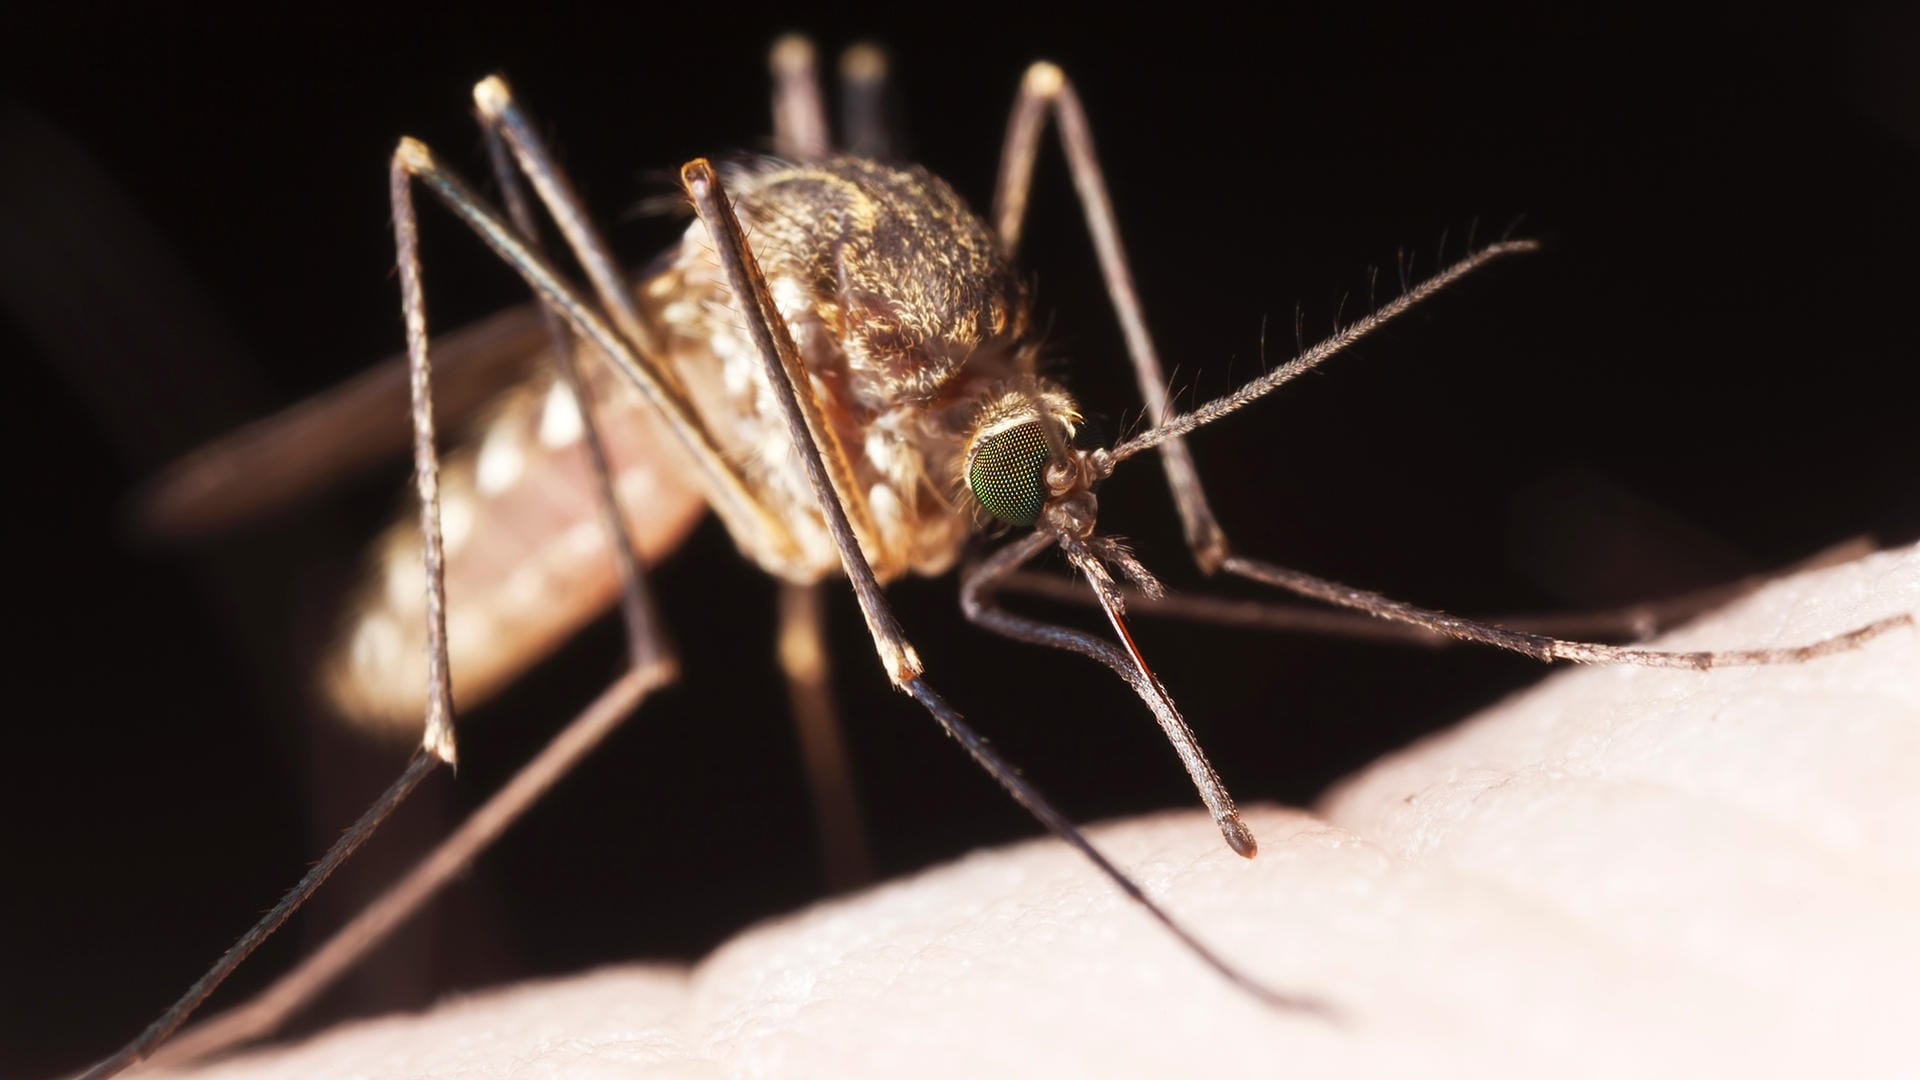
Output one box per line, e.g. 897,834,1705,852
967,419,1053,526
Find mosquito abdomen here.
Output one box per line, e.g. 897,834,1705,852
325,370,706,733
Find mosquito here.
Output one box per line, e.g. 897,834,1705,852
81,34,1910,1079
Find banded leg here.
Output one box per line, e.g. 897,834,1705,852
991,62,1228,571
779,583,875,890
769,36,897,161
770,34,831,160
838,42,893,159
680,159,1318,1013
1215,556,1910,667
992,537,1883,647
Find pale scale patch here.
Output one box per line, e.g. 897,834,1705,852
438,493,474,556
475,422,527,495
616,465,658,504
383,543,428,610
561,518,602,557
868,484,905,545
496,520,596,613
660,298,700,327
445,605,487,661
349,613,401,678
539,381,585,448
500,558,547,611
769,277,811,328
866,483,912,579
716,325,756,398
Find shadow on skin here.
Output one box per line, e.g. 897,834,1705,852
158,545,1918,1079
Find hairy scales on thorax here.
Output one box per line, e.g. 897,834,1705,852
646,157,1042,583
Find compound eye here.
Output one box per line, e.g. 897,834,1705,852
967,419,1053,526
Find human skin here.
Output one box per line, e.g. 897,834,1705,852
155,544,1917,1080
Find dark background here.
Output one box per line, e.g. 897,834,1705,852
5,6,1918,1077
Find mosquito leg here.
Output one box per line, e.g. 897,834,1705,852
675,42,883,880
993,536,1885,646
838,41,892,159
681,159,909,680
391,137,799,564
778,582,875,890
995,569,1723,645
990,62,1228,571
78,138,551,1077
995,567,1457,645
74,753,439,1080
1214,556,1910,668
82,141,699,1071
900,676,1328,1015
961,532,1258,859
680,158,1317,1012
770,34,831,160
468,77,661,368
146,667,671,1071
393,143,462,767
479,106,668,675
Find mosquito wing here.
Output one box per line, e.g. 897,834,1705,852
134,301,555,540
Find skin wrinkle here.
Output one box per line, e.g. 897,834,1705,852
1553,797,1882,1005
1387,657,1911,879
1658,717,1915,888
1399,772,1843,968
1315,823,1634,984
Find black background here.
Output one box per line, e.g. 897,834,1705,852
5,6,1918,1077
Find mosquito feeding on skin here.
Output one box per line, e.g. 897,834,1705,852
80,34,1912,1079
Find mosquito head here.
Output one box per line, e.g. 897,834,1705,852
962,383,1108,536
963,385,1236,854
